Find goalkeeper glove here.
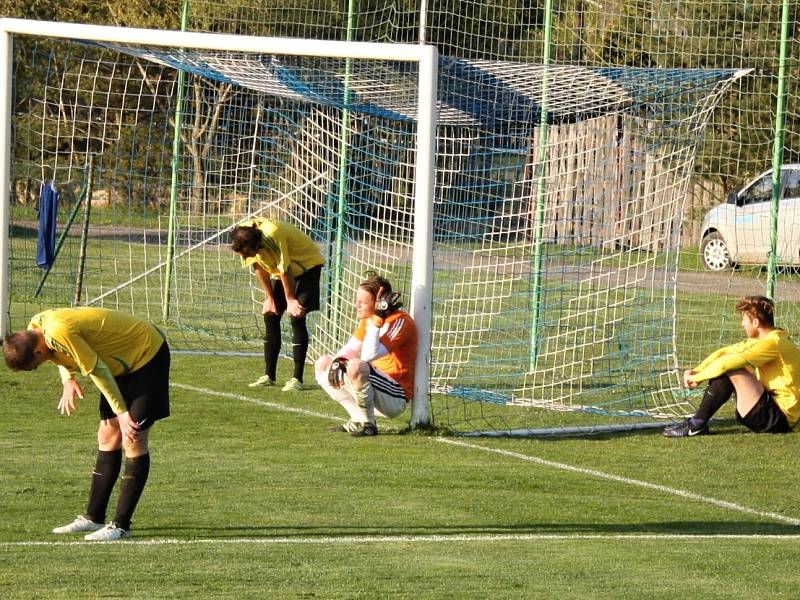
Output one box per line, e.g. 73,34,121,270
328,357,348,389
375,291,402,318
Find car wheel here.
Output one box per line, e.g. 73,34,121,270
700,232,732,271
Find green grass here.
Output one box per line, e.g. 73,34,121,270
2,354,799,598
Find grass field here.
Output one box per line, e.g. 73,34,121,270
1,353,799,599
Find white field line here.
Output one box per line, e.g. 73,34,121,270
172,383,340,422
4,533,800,548
175,383,800,527
438,438,800,527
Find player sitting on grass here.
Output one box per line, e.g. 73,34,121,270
3,307,170,541
665,295,800,437
315,272,417,437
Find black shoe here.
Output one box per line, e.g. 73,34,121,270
663,419,709,438
350,422,378,437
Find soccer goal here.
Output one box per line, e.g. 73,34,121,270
1,18,748,435
0,18,437,424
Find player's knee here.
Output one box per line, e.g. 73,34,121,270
97,420,122,449
346,359,369,383
315,355,333,373
125,425,149,454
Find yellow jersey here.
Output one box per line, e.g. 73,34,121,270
239,218,324,279
29,308,165,414
692,328,800,428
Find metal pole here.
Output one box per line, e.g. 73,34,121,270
0,30,12,335
766,0,789,300
418,0,428,44
73,155,93,304
162,0,190,320
330,0,358,339
409,46,438,427
529,0,554,370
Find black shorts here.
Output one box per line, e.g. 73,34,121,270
269,264,322,314
99,342,170,429
735,389,791,433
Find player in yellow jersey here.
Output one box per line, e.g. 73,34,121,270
314,272,417,437
3,307,170,540
231,218,324,392
665,295,800,437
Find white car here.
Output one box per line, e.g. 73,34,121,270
699,164,800,270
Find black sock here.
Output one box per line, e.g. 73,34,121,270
693,376,734,423
113,454,150,531
290,315,308,382
263,313,282,381
85,448,122,524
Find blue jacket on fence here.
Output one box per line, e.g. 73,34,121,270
36,181,59,269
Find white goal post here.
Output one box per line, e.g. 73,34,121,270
0,18,438,426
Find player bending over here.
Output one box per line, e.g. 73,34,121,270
665,295,800,437
315,272,417,437
4,307,170,541
231,218,324,392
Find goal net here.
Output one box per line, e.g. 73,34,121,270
2,19,747,434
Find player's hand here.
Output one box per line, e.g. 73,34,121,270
262,296,278,315
58,379,84,416
328,357,348,389
683,369,698,389
287,298,305,318
116,411,141,444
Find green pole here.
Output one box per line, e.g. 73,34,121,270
529,0,554,370
163,0,190,321
766,0,789,300
73,154,94,305
330,0,357,330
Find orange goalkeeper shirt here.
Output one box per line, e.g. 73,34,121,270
692,328,800,428
354,311,417,400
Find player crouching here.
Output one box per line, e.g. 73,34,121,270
315,272,417,437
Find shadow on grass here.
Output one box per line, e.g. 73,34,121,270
415,417,757,440
136,520,800,539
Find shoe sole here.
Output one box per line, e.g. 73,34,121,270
52,523,103,534
85,531,131,541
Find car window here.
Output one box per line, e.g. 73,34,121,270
739,174,773,206
783,169,800,200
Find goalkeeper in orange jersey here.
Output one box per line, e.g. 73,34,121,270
3,307,170,541
665,295,800,437
231,218,324,392
315,272,417,437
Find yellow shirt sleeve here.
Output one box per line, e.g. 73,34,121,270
45,322,126,414
88,359,126,415
692,337,780,383
693,347,729,373
57,365,75,384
